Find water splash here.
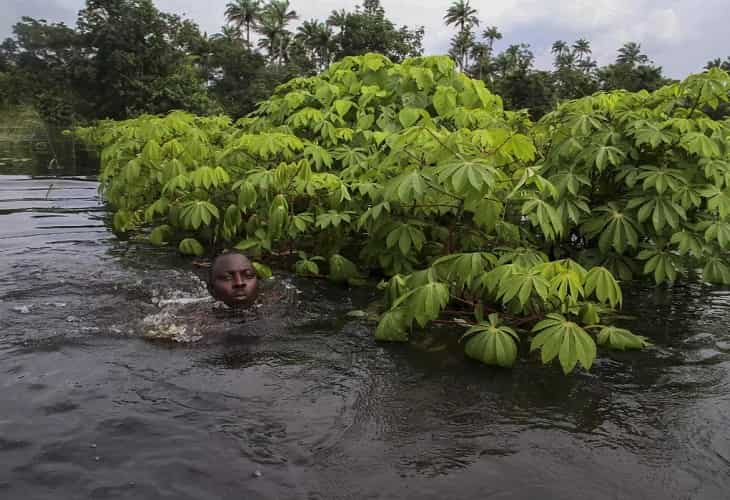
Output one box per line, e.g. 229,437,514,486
141,309,203,343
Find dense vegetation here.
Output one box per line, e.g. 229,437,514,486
3,0,726,126
77,53,730,373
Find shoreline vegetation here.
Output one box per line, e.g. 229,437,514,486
2,0,727,128
0,105,44,143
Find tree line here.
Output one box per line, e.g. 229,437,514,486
0,0,724,125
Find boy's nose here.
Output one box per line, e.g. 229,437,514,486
232,274,244,286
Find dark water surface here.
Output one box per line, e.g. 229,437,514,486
1,148,729,499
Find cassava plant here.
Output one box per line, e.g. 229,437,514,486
536,68,730,285
76,55,730,373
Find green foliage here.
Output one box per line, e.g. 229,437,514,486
530,314,596,374
463,314,519,368
596,326,651,351
179,238,205,256
538,68,730,287
76,55,730,374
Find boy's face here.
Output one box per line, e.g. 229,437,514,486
209,254,258,307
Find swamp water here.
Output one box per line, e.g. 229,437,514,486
0,140,729,499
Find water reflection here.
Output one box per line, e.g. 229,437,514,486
0,129,98,177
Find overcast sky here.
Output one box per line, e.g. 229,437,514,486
3,0,727,78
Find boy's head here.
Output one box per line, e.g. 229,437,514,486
207,252,258,307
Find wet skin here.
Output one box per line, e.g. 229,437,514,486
209,254,259,307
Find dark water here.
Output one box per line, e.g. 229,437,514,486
1,147,729,500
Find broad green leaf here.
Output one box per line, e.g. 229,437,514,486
584,267,623,308
433,86,457,117
375,310,408,342
149,225,172,246
530,314,596,374
179,238,204,256
329,254,359,283
333,99,354,117
252,262,273,279
597,327,651,350
386,223,425,255
435,159,498,194
398,107,422,128
463,315,520,368
393,281,449,328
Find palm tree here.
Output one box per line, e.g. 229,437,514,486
296,19,333,70
616,42,648,67
577,57,598,74
224,0,261,48
265,0,298,27
444,0,479,71
482,26,502,55
256,0,298,64
444,0,479,33
256,14,281,62
215,25,242,42
555,51,577,70
572,38,591,62
706,57,730,71
326,9,348,35
551,40,568,57
469,42,489,80
448,29,476,72
551,40,572,69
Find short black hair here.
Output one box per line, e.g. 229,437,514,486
208,251,251,285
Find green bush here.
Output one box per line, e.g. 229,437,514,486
78,55,730,373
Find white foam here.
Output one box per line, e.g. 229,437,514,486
142,309,203,343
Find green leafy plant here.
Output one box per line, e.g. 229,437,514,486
77,55,730,373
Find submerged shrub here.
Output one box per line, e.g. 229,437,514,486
77,56,730,373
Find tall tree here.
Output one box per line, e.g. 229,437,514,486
296,19,333,71
0,18,83,123
489,43,556,118
444,0,479,33
444,0,479,71
208,27,269,118
448,29,475,72
256,0,298,64
616,42,649,66
74,0,215,119
224,0,261,48
482,26,502,55
329,0,423,62
469,41,489,80
326,9,348,35
551,40,568,60
551,39,598,101
572,38,591,62
599,42,668,92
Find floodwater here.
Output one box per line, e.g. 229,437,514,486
1,141,729,500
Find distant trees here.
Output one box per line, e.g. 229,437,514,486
706,57,730,71
74,0,216,120
597,42,669,92
325,0,424,62
441,0,675,118
0,0,717,125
